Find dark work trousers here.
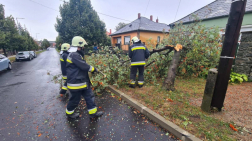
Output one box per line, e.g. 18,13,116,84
67,87,97,113
59,80,67,94
130,66,144,85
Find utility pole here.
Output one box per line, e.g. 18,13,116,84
211,0,247,111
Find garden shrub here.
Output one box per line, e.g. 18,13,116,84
229,71,248,83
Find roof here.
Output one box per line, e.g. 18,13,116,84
173,0,252,24
110,17,170,36
48,41,55,44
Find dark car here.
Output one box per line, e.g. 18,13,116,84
29,51,37,58
16,51,33,61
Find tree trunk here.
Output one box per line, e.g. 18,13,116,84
3,47,7,57
162,50,181,91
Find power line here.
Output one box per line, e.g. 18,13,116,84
28,0,131,22
174,0,182,22
29,0,58,12
144,0,151,16
96,12,131,22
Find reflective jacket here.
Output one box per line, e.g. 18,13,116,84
129,42,150,66
60,51,69,80
66,52,95,91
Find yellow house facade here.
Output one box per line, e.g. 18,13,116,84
110,14,169,50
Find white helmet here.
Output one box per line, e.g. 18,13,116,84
69,36,88,52
132,36,140,43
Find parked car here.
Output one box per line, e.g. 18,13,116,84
16,51,33,61
29,51,37,58
0,54,12,71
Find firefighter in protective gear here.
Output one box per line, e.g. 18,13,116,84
59,43,70,97
129,36,150,88
65,36,104,119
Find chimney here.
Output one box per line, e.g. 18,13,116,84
150,15,153,21
138,13,141,19
156,18,159,23
110,29,111,34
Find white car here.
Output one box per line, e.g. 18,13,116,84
16,51,33,61
0,54,12,71
29,51,37,58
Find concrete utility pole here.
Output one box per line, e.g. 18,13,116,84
211,0,247,111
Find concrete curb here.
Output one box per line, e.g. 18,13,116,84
108,85,202,141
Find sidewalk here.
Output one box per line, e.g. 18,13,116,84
7,55,16,58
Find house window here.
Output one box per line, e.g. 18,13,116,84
157,36,160,43
124,36,131,45
116,37,121,44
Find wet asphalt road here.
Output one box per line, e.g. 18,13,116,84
0,48,176,141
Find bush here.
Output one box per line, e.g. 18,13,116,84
229,72,248,83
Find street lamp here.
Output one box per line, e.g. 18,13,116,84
36,33,40,41
16,17,25,35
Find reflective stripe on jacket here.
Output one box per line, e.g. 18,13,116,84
129,43,150,66
60,51,69,80
66,52,95,91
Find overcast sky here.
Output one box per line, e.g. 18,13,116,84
1,0,215,41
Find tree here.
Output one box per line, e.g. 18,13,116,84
0,15,20,56
161,20,221,91
56,35,64,51
0,4,7,56
55,0,107,47
115,22,127,31
104,36,111,46
0,4,39,56
41,39,50,49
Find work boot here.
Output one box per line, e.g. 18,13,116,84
89,111,104,119
66,113,79,119
129,84,135,88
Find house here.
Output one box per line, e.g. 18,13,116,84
172,0,252,79
48,41,56,48
110,13,170,50
106,29,112,36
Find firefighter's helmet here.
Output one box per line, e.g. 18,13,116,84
61,43,70,51
131,36,140,43
71,36,87,47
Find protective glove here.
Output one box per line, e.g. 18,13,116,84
92,68,98,74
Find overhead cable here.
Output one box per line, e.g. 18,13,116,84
28,0,131,22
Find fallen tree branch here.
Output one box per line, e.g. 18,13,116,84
145,60,156,68
150,45,174,55
120,45,175,66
